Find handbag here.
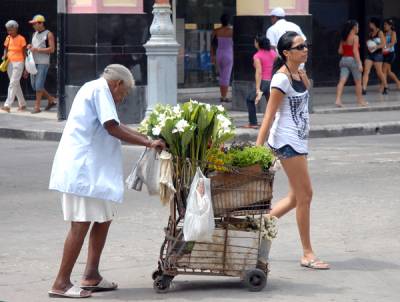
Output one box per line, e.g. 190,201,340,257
0,58,9,72
25,50,37,74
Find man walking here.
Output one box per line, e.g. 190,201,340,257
27,14,57,113
266,7,307,49
48,64,165,298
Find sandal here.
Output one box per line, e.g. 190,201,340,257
80,278,118,292
300,258,330,270
1,106,10,113
18,106,26,112
48,285,91,298
242,124,259,129
45,102,57,111
31,108,41,114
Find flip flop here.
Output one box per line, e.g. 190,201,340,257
45,102,58,111
301,259,330,270
48,285,91,298
81,278,118,292
241,124,259,129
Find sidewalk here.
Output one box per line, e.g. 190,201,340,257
1,86,399,142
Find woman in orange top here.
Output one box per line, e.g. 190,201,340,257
1,20,27,113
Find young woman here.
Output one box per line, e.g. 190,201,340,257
1,20,27,113
335,20,367,107
362,18,388,95
244,34,276,128
256,31,329,270
211,14,233,103
382,19,400,90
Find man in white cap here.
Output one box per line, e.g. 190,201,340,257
266,7,307,49
48,64,165,298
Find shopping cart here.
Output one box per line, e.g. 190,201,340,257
152,159,275,293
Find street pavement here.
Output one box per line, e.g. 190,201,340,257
1,135,400,302
0,85,400,142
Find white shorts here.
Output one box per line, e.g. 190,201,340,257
62,193,117,223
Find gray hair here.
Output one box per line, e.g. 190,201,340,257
5,20,19,29
102,64,135,89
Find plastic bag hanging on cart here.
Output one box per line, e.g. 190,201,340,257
125,148,161,195
183,167,215,242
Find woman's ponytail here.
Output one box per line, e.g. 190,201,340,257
271,31,299,75
272,56,285,74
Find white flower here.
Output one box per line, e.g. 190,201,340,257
172,119,189,133
173,105,183,116
216,105,225,112
190,99,199,105
205,104,211,111
157,113,166,122
217,114,232,128
152,125,162,136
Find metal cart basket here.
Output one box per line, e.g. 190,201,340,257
152,159,275,293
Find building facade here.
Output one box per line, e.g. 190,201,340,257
0,0,399,121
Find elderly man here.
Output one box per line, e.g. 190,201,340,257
266,7,306,49
48,64,165,298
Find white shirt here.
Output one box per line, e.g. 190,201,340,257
266,19,307,47
49,78,124,203
268,73,310,153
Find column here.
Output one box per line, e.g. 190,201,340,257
144,0,180,114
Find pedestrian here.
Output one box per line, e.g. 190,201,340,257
266,7,306,50
335,20,367,107
26,14,57,114
211,14,233,103
382,18,400,90
256,31,330,270
362,17,388,95
243,34,276,128
1,20,27,113
48,64,165,298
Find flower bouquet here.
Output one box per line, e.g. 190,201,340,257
138,100,235,212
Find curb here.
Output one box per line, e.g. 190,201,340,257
313,105,400,114
2,121,400,143
0,128,61,141
234,121,400,142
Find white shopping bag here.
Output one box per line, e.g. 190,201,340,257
183,167,215,242
125,148,160,195
25,50,37,75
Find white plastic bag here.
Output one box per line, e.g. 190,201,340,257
25,50,37,75
125,148,160,195
183,168,215,242
125,148,147,191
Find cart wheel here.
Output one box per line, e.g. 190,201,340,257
152,269,162,280
244,269,267,292
153,275,173,293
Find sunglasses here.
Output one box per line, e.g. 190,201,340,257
289,43,308,51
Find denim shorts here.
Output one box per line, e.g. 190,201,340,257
366,52,383,62
268,144,308,159
383,52,396,64
339,57,361,81
30,64,49,91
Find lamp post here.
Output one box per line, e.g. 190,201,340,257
144,0,180,114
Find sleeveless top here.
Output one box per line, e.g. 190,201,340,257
32,30,50,65
369,31,382,54
386,33,395,53
342,44,354,57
